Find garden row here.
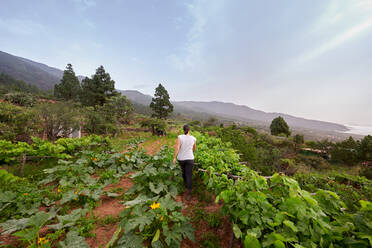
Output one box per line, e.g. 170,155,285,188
194,133,372,248
0,136,196,248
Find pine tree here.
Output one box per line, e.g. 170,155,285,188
149,83,173,119
81,65,118,107
270,116,291,137
54,64,81,101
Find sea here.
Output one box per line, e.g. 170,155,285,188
342,125,372,136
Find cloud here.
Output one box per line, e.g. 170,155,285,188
296,0,372,64
72,0,96,11
83,19,96,29
298,18,372,64
168,0,226,71
0,18,44,36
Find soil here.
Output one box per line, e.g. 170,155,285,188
177,192,243,248
85,223,119,248
0,227,22,247
140,138,168,155
86,175,133,247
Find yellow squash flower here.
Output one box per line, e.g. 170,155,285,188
150,202,160,210
74,189,78,195
38,237,48,244
160,216,164,221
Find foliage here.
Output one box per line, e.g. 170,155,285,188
103,95,134,125
83,106,116,135
293,134,304,150
118,147,194,247
359,135,372,162
4,92,37,107
81,65,119,107
270,116,291,137
331,136,359,165
0,136,116,247
13,211,53,248
294,172,372,212
199,231,220,248
119,195,194,247
55,135,111,154
35,102,82,141
216,126,257,164
241,126,257,135
140,117,167,136
359,164,372,179
0,135,110,164
0,73,41,94
295,154,329,170
150,83,173,119
84,96,133,135
255,147,281,176
54,64,82,101
203,117,218,127
194,132,372,247
0,102,38,141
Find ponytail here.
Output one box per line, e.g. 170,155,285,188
183,125,190,135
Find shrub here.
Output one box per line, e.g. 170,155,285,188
4,92,36,107
0,102,38,141
359,163,372,180
140,117,167,136
331,136,359,165
296,154,329,170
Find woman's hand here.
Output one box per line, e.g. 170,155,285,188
173,158,177,164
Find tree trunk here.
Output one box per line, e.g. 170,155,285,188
19,153,26,177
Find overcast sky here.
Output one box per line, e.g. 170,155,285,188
1,0,372,125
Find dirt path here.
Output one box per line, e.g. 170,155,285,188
86,175,134,248
176,191,242,248
140,137,172,155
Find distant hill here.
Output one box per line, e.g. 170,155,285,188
119,90,348,132
0,51,84,90
176,101,348,132
0,51,349,134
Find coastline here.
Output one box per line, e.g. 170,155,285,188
341,125,372,136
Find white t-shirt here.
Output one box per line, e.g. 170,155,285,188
177,134,196,161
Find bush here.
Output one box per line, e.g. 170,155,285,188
359,164,372,180
140,117,167,136
36,102,82,141
216,127,257,164
0,102,38,141
241,126,257,135
84,106,117,135
331,137,359,165
295,154,329,170
4,92,36,107
255,147,281,175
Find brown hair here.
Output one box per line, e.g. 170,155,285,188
183,124,190,135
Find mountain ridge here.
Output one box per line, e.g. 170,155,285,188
0,50,348,133
0,50,84,90
119,90,348,132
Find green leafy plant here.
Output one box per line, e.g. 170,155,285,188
119,194,195,247
194,132,372,247
199,231,220,248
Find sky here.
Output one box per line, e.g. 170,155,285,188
1,0,372,125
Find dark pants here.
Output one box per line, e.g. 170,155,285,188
178,159,194,190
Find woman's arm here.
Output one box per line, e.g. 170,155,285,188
193,141,196,152
173,138,180,164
